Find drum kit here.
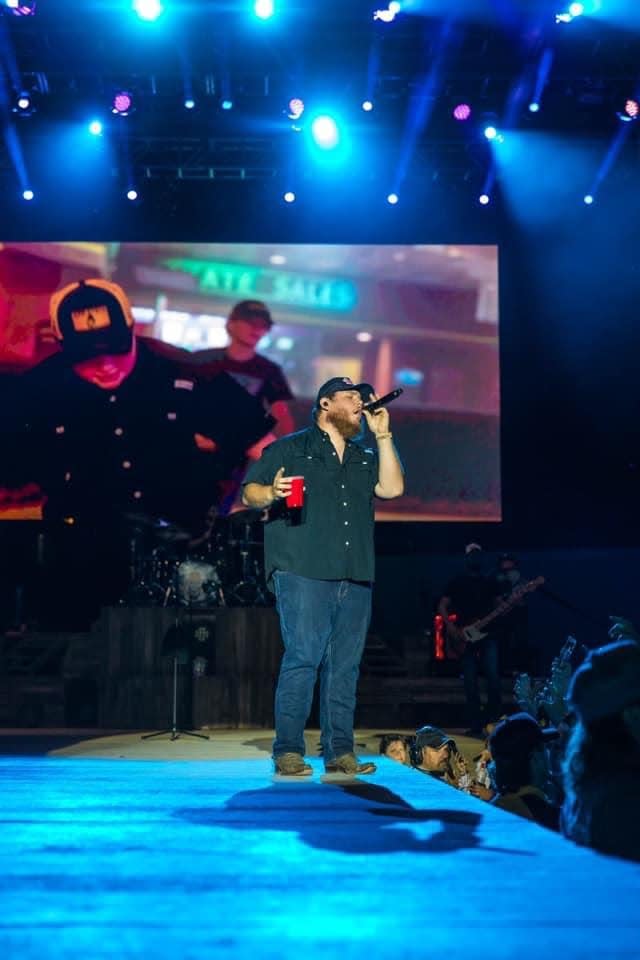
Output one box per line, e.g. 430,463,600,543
123,510,271,609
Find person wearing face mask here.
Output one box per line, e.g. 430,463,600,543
494,553,533,675
438,543,502,737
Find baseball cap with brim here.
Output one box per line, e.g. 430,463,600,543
414,725,455,750
568,639,640,723
316,377,374,404
228,300,273,327
489,712,558,760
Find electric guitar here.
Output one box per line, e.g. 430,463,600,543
443,576,545,658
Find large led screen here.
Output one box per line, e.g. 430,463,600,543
0,242,500,523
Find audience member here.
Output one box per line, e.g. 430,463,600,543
379,733,413,766
412,725,473,792
562,639,640,862
488,712,560,830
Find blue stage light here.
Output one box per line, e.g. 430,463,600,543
127,188,138,201
283,191,296,203
184,98,195,110
254,0,274,19
311,115,340,150
583,194,594,205
22,188,35,200
133,0,163,20
479,194,490,205
568,2,584,15
221,99,233,111
362,100,374,112
88,120,103,136
529,102,540,113
484,125,498,141
387,193,399,205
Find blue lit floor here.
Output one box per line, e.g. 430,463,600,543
1,744,640,958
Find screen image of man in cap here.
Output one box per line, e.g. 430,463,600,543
190,300,295,514
0,279,275,625
241,376,404,776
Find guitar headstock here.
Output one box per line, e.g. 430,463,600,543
514,576,545,597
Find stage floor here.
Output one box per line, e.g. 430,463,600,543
1,730,639,958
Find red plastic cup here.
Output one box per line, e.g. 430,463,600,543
286,475,305,508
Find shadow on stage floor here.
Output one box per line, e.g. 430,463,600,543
2,746,640,958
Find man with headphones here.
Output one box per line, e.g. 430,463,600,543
1,279,274,624
242,376,404,777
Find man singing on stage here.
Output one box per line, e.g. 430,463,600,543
242,376,404,776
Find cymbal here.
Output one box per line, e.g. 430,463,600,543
123,513,190,541
154,520,191,542
123,512,158,529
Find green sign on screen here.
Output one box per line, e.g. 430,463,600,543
162,258,357,312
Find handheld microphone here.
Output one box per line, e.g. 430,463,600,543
362,387,404,412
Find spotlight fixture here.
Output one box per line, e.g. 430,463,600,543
88,120,103,136
287,98,305,120
555,2,584,23
528,101,540,113
583,194,594,205
387,193,399,205
374,2,401,22
453,103,472,121
484,125,498,141
362,100,374,112
254,0,275,19
127,188,139,201
479,194,490,205
184,98,195,110
13,91,35,116
22,188,35,201
112,91,133,116
6,1,37,15
133,0,164,21
310,115,340,150
617,99,639,122
221,99,233,111
283,191,296,203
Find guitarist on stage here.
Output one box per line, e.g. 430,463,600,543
494,552,533,674
438,543,502,738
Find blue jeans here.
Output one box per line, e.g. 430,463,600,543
461,634,502,732
272,571,372,762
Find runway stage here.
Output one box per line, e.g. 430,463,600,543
1,731,639,959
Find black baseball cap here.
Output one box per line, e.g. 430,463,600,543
414,725,455,750
228,300,273,328
489,712,558,760
315,377,375,404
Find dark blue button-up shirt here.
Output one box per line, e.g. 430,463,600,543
243,425,379,587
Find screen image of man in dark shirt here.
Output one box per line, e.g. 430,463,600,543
242,376,404,777
190,299,294,512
